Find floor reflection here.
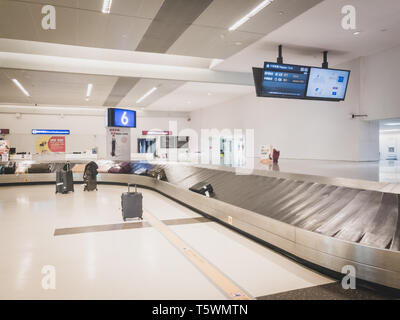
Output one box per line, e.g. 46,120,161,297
219,158,400,184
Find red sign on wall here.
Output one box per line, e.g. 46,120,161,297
48,136,66,152
142,130,172,135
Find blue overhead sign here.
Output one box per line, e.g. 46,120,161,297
106,108,136,128
32,129,70,135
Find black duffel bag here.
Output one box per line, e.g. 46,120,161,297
27,163,51,174
146,166,167,181
4,162,16,174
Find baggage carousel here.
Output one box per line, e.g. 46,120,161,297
0,161,399,290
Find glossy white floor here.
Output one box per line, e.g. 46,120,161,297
0,184,333,300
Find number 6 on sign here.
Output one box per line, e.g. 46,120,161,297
121,111,129,125
107,108,136,128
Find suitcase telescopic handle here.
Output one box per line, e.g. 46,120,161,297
127,184,137,193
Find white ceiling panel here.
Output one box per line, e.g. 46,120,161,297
0,69,31,104
102,14,153,51
216,0,400,72
0,0,38,40
28,3,79,45
107,0,165,19
236,0,323,34
167,0,323,59
20,0,80,7
0,69,118,106
191,0,263,29
0,0,323,60
0,0,163,51
119,78,185,108
147,81,253,112
167,25,263,59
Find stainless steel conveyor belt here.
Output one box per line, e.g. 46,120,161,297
159,164,400,252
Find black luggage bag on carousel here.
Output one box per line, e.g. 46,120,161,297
28,163,51,174
4,162,16,174
56,163,74,194
121,184,143,221
146,166,167,181
84,174,97,191
189,182,214,197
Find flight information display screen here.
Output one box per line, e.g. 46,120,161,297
306,67,350,100
262,62,310,98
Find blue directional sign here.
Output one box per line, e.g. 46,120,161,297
32,129,70,135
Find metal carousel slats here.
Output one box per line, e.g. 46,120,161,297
390,195,400,251
292,187,359,230
360,193,398,249
275,184,336,224
333,191,384,243
315,190,378,236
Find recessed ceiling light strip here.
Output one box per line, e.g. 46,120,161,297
11,79,30,97
229,0,273,31
86,83,93,98
102,0,112,14
136,87,157,104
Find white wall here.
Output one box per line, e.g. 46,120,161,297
0,112,190,158
190,58,380,161
360,44,400,120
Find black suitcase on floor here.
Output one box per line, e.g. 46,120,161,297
189,182,214,197
121,184,143,221
56,164,74,194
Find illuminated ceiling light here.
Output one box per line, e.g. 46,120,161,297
12,79,30,97
86,83,93,98
385,122,400,126
102,0,112,14
229,0,273,31
380,129,400,133
136,87,157,104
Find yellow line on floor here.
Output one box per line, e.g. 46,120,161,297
143,210,252,300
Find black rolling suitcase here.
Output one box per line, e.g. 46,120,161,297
189,182,214,197
55,163,74,194
121,184,143,221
